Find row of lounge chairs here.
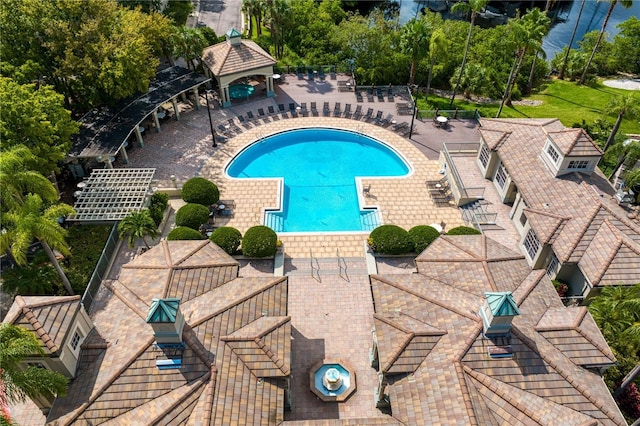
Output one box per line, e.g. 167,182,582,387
296,66,336,81
427,177,451,205
355,87,395,103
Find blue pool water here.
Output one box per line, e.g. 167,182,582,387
226,128,410,232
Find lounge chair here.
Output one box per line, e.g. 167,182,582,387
355,90,363,102
278,103,286,113
377,88,384,102
297,66,304,79
308,69,314,80
367,88,374,102
267,105,280,120
258,108,269,122
343,103,352,119
353,105,363,120
228,118,241,133
329,66,337,80
300,102,308,116
311,102,319,117
377,113,392,127
246,111,257,123
322,102,330,117
237,115,252,129
333,102,341,117
217,124,232,138
387,87,394,102
364,108,374,121
289,102,298,117
392,121,408,131
372,110,383,125
318,67,326,81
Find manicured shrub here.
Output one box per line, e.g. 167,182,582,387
242,226,277,258
369,225,413,255
175,203,210,230
181,177,219,206
167,226,204,241
446,226,482,236
409,225,441,254
210,226,242,255
149,192,170,226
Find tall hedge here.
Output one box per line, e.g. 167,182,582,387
210,226,242,255
181,177,219,206
242,226,277,258
446,226,482,236
167,226,204,240
409,225,440,254
175,203,210,230
369,225,413,255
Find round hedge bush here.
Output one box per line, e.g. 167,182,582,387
242,226,278,258
446,226,482,236
175,203,210,230
181,177,219,206
409,225,441,254
210,226,242,255
167,226,204,241
369,225,413,255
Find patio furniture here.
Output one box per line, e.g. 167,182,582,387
308,69,314,80
378,114,392,127
343,103,352,119
387,87,394,102
217,124,232,138
372,110,383,125
323,102,330,117
278,103,286,113
367,88,374,102
318,67,326,81
434,115,449,128
237,115,252,129
364,108,374,121
297,66,304,79
330,66,337,80
353,105,363,120
289,102,298,117
392,121,408,131
267,105,280,120
311,102,319,116
258,108,269,122
247,111,257,123
377,88,384,102
333,102,341,117
228,118,242,133
300,102,308,116
355,90,363,102
427,177,448,190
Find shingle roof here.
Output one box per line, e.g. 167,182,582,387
547,128,603,157
46,241,290,425
202,39,276,77
371,235,626,425
478,118,640,287
3,295,81,355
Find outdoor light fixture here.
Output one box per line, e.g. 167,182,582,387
204,89,217,147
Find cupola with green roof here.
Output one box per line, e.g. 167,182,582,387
479,291,520,336
146,298,184,344
226,28,242,46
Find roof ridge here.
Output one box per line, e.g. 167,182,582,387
171,240,211,267
221,315,291,341
146,374,209,425
183,323,213,368
590,220,623,285
201,365,217,425
455,362,480,426
572,312,617,363
374,275,479,322
510,327,626,424
523,207,571,221
481,261,498,292
512,270,546,307
104,280,149,320
252,334,290,376
381,330,415,374
454,323,483,362
561,203,602,263
440,235,483,259
17,296,59,353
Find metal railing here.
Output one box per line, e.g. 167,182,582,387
417,109,480,120
309,249,321,282
81,224,120,314
441,143,486,201
473,212,497,225
336,249,349,282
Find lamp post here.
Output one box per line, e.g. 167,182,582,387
409,84,418,139
204,89,217,147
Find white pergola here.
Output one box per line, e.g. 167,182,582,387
68,168,156,222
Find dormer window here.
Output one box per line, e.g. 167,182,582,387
478,144,490,168
546,145,560,164
523,229,540,260
495,162,508,188
568,160,589,169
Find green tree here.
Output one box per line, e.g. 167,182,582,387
425,27,448,100
559,0,586,79
170,26,208,70
265,0,293,60
579,0,633,85
602,95,640,152
449,0,489,107
608,140,640,181
0,324,68,407
0,78,78,176
610,16,640,75
242,0,266,37
117,210,159,249
0,195,76,295
400,16,432,86
0,146,57,213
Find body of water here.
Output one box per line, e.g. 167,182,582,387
395,0,639,61
226,128,411,233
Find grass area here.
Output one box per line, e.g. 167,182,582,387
419,78,640,135
65,224,112,293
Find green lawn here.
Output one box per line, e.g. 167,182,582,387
419,78,640,135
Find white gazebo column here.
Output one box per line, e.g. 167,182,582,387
152,111,161,132
119,144,130,164
134,125,145,147
192,87,201,110
171,98,180,121
222,86,231,108
267,77,275,97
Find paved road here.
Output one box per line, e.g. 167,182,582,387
190,0,243,36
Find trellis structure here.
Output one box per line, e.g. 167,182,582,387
68,168,156,223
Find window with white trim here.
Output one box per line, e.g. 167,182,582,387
546,254,559,277
546,145,560,163
495,162,508,189
479,144,490,168
70,330,83,351
519,212,527,226
568,160,589,169
523,229,540,260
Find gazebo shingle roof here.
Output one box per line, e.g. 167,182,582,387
202,39,276,77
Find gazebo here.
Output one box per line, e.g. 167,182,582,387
201,28,277,108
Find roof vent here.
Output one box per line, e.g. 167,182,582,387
479,292,520,337
225,28,242,46
146,298,185,345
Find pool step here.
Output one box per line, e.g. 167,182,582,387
265,212,284,232
284,257,369,277
360,210,380,231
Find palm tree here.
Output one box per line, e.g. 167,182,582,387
265,0,291,59
559,0,586,80
0,323,68,408
449,0,489,107
425,27,448,100
524,8,551,93
579,0,633,85
589,284,640,355
242,0,265,37
602,94,640,152
170,26,207,70
0,146,57,213
608,139,640,182
0,194,75,295
118,210,159,249
400,17,432,86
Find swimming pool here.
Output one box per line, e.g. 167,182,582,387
226,128,411,232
